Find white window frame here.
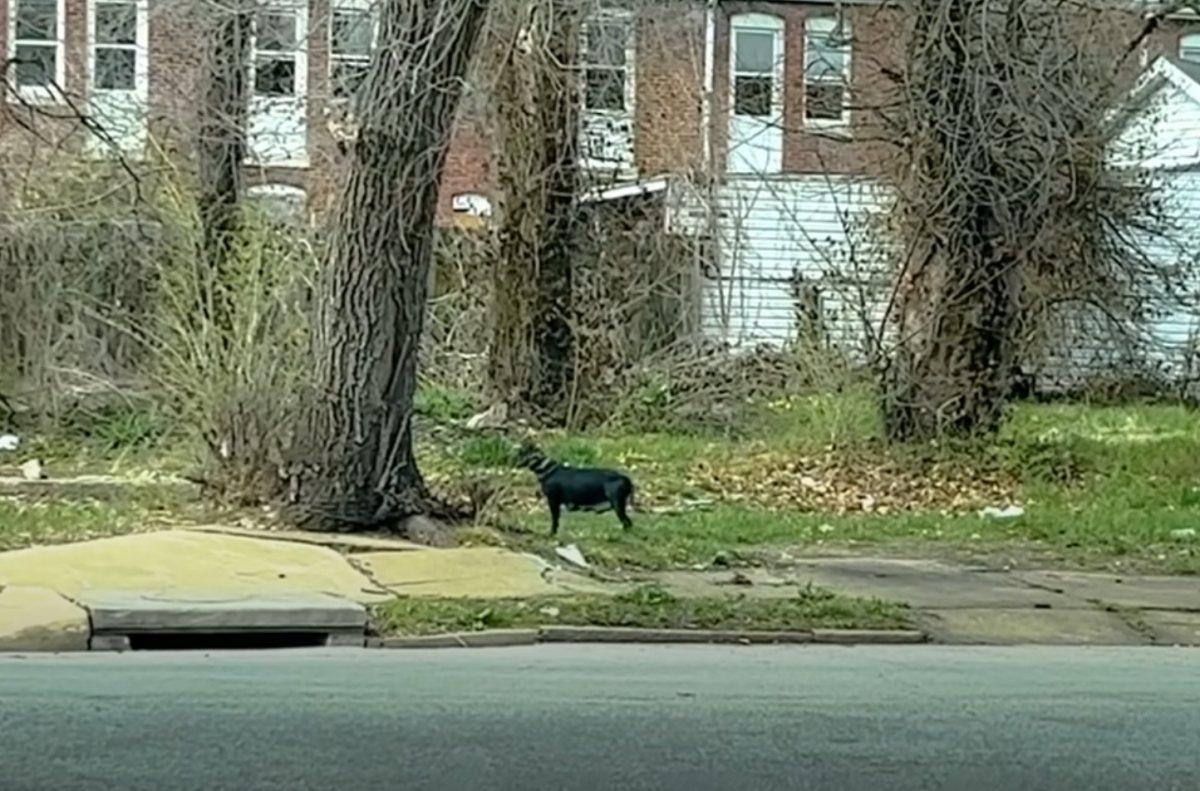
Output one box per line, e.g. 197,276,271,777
328,0,377,103
1181,33,1200,63
251,1,308,100
581,7,635,116
6,0,66,104
803,15,852,131
87,0,149,100
729,12,784,121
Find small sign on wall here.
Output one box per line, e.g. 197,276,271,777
451,193,492,217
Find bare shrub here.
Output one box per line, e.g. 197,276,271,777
874,0,1185,440
0,219,159,415
149,186,317,502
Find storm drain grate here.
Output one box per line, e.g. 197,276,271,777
80,592,368,651
127,631,338,651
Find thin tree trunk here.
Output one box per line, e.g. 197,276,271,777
284,0,488,531
489,0,580,423
196,0,251,333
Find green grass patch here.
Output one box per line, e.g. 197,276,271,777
0,486,213,552
458,434,516,468
372,583,910,636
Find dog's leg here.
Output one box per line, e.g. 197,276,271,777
611,485,633,531
548,496,562,537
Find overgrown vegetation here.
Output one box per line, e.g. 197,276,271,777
372,583,911,636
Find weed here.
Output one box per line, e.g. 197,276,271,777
372,586,911,636
459,435,516,468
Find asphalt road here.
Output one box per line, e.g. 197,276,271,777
2,645,1198,791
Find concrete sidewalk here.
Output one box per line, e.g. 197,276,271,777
2,527,1198,650
0,528,603,651
654,558,1200,646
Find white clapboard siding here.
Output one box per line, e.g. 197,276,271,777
701,176,889,356
1034,171,1200,391
696,169,1200,389
1111,61,1200,172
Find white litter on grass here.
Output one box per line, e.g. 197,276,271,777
0,434,18,451
555,544,589,569
979,505,1025,520
1170,528,1196,541
20,458,45,481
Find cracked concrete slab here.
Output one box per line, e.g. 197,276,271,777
0,531,390,604
1141,611,1200,646
181,525,426,553
355,547,611,598
786,558,1084,610
649,569,823,599
0,585,90,651
920,607,1146,645
1012,570,1200,612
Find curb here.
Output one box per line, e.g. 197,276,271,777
812,629,927,645
538,626,815,644
375,626,928,649
377,629,540,649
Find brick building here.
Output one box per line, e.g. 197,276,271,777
2,0,1198,373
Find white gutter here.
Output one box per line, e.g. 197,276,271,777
701,0,717,176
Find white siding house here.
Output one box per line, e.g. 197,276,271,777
688,55,1200,393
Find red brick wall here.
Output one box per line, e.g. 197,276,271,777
709,2,900,177
1,0,1194,220
635,4,705,176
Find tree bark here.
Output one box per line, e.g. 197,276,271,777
881,0,1023,441
195,0,251,333
489,0,580,423
284,0,488,531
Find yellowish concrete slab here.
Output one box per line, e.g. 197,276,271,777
0,586,89,651
181,525,426,552
921,608,1145,646
355,547,611,598
0,531,389,604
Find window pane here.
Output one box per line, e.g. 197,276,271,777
1182,35,1200,63
15,0,57,40
254,56,296,95
331,59,369,98
95,2,137,45
14,43,55,86
805,81,844,120
734,29,775,73
94,46,136,90
257,12,296,51
585,20,627,68
734,74,772,116
585,68,625,112
806,18,849,76
331,9,373,56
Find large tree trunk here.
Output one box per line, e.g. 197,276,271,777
880,0,1023,441
195,0,251,332
489,0,581,423
283,0,487,531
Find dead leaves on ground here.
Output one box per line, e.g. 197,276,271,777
684,450,1019,515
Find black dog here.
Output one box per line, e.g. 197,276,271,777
517,443,635,536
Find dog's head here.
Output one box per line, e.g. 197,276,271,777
514,442,543,469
